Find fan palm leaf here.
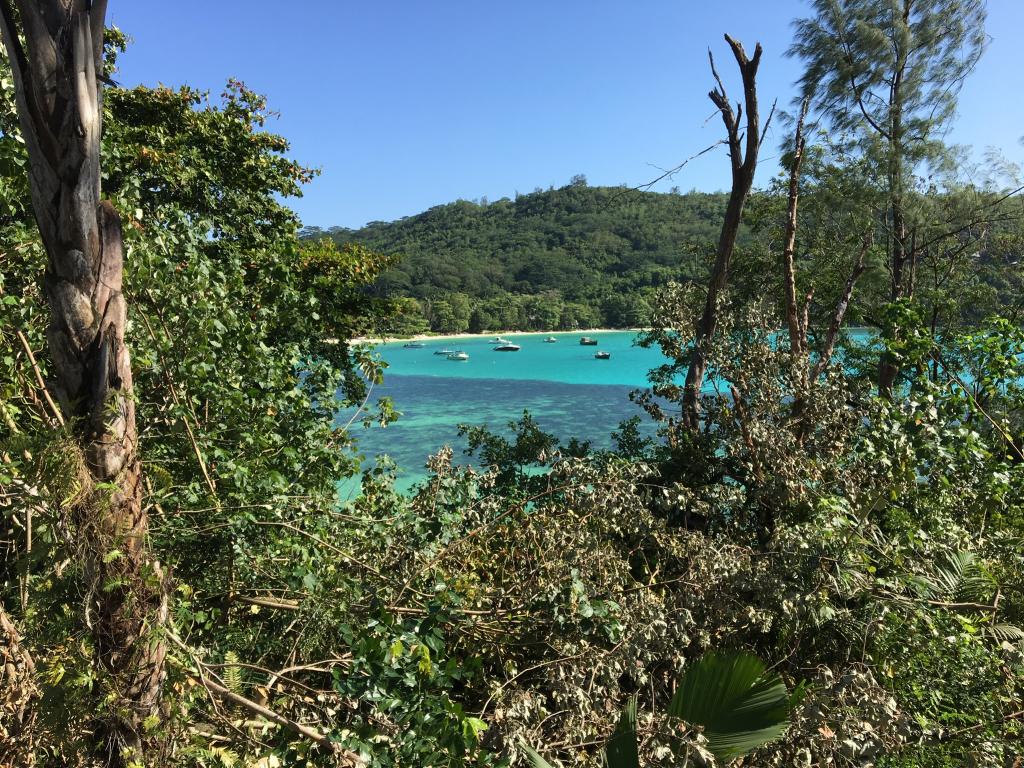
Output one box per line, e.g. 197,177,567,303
667,651,797,762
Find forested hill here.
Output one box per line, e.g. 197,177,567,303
302,182,733,332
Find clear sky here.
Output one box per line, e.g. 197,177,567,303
107,1,1024,230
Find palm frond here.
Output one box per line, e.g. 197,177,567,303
602,696,640,768
667,651,796,762
918,551,994,603
522,743,556,768
984,623,1024,643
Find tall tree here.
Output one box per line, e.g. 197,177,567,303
0,3,166,764
789,0,987,395
682,34,765,429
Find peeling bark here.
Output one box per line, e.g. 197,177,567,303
0,3,166,764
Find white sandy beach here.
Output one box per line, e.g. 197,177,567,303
352,328,644,345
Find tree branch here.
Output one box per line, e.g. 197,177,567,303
812,234,870,379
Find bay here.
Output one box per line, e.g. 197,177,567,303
337,329,877,495
338,331,661,495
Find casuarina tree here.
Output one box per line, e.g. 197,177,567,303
789,0,987,395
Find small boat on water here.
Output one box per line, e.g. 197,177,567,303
544,336,558,343
579,337,598,346
493,343,521,352
403,341,426,348
447,351,470,361
434,349,455,355
495,337,511,345
594,351,611,360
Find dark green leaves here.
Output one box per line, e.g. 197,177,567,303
667,652,797,762
527,653,796,767
602,696,640,768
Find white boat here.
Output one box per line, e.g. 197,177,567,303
434,349,455,355
544,336,558,343
493,343,521,352
595,351,611,360
403,341,426,348
495,337,511,345
447,351,469,361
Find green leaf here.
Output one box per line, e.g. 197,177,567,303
521,742,556,768
602,695,640,768
463,716,488,742
667,652,794,762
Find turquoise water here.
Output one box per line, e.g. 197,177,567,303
338,332,664,495
374,331,661,387
338,329,877,495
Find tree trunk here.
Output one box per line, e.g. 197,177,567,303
877,0,911,397
877,195,906,395
0,3,167,764
782,99,809,359
811,235,870,381
682,35,764,430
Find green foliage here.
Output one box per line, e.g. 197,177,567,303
3,8,1024,768
0,36,401,762
790,0,986,187
306,184,737,332
602,699,641,768
526,652,797,767
457,411,573,491
668,652,798,762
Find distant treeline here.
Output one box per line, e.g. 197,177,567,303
302,180,734,333
303,177,1022,336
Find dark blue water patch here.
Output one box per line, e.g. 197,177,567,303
337,374,660,493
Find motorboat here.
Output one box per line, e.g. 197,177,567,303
594,351,611,360
403,341,426,348
434,349,455,355
495,337,512,345
544,336,558,343
447,351,470,361
493,343,521,352
579,337,598,346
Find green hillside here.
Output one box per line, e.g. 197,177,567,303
304,181,733,332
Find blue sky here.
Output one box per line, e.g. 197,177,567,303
108,1,1023,229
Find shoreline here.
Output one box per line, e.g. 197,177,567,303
352,328,643,345
351,325,876,346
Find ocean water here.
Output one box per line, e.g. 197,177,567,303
337,329,877,496
373,331,661,387
337,332,663,495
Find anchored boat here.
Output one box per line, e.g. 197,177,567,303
447,351,469,361
579,337,598,346
594,351,611,360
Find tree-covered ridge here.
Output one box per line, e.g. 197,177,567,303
307,171,1023,338
3,3,1024,767
305,183,734,332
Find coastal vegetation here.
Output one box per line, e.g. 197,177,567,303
304,185,731,334
1,2,1023,768
305,163,1021,341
